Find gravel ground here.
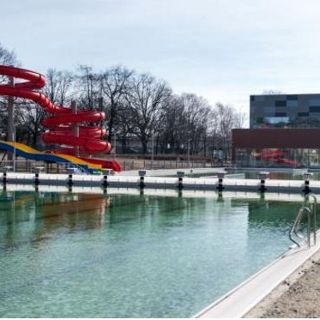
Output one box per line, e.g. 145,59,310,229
246,249,320,318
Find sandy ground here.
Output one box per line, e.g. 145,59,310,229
246,249,320,318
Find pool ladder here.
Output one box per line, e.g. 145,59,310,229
289,193,317,248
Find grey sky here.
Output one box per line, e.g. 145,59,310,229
1,0,320,116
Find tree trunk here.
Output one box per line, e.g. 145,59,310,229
141,139,148,154
121,136,127,153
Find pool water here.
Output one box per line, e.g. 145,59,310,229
0,191,302,317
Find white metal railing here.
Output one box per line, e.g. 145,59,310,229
289,193,317,248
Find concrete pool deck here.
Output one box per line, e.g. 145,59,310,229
245,248,320,317
117,167,225,176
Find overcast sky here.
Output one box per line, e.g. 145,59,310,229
1,0,320,117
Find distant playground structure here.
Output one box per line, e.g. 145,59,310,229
0,65,121,173
255,149,299,167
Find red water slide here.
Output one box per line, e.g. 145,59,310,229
0,65,121,171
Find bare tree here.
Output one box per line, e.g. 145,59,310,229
156,93,216,156
16,102,44,146
157,95,185,153
0,43,18,138
211,103,246,160
100,66,134,142
0,43,248,158
44,69,74,106
76,65,97,110
0,42,17,68
126,73,172,154
178,93,211,155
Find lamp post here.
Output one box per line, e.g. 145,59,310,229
71,100,79,157
13,129,16,172
0,131,6,167
88,74,93,110
187,139,191,168
7,74,15,163
151,132,154,170
113,134,117,160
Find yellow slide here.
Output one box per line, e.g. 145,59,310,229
0,140,102,173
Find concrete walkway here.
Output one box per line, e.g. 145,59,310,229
118,167,226,176
246,248,320,317
0,171,317,194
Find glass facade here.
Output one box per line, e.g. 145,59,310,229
235,148,320,168
250,93,320,129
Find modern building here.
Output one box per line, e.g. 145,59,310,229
250,93,320,129
233,93,320,168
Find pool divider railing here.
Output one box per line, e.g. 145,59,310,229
0,171,320,194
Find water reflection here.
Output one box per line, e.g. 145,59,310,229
0,191,110,250
246,199,301,225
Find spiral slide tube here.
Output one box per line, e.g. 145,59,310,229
0,65,121,172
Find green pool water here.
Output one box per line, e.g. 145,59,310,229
0,191,303,317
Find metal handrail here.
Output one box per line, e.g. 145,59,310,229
289,206,311,247
305,193,317,245
289,193,318,248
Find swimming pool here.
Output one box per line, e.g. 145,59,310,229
0,190,303,317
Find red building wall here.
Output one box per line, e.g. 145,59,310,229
232,129,320,161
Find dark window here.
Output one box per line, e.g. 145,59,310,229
250,96,255,102
275,100,286,107
256,117,263,124
287,95,298,100
310,106,320,113
275,112,287,117
298,112,309,117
